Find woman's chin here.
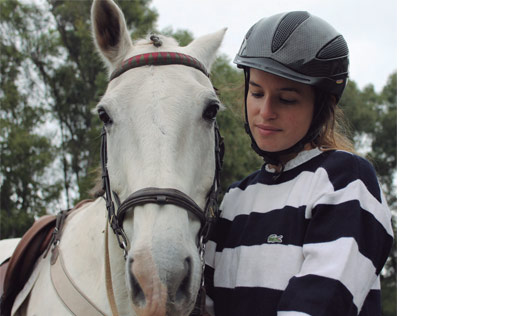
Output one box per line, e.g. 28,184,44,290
256,142,284,153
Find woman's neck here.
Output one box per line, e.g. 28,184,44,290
267,143,315,172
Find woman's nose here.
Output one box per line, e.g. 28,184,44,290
260,97,277,120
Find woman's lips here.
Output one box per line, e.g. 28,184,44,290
255,124,281,136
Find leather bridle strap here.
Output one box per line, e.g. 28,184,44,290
116,187,206,227
105,220,120,316
109,52,209,81
100,124,223,256
101,128,129,255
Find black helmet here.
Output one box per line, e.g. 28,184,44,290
235,11,350,168
234,11,349,100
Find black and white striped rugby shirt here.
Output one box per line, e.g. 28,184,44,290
205,148,393,316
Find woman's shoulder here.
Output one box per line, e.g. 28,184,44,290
226,168,262,193
321,150,376,176
223,150,382,202
319,150,382,202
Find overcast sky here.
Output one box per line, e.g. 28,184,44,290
151,0,396,91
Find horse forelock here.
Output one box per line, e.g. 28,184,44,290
134,35,180,48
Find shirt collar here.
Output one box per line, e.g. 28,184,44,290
264,147,323,173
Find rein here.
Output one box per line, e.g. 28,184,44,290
101,46,224,314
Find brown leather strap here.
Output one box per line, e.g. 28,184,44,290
4,215,56,285
116,187,205,225
109,52,209,81
105,220,120,316
1,215,56,315
50,247,107,316
1,199,93,316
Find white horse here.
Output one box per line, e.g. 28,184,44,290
0,239,20,265
1,0,225,315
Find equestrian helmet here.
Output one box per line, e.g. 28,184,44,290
234,11,350,101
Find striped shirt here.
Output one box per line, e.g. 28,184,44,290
205,148,393,316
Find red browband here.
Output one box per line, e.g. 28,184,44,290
109,52,209,81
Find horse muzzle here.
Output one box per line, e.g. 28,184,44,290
127,247,197,316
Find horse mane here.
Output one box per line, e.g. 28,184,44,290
88,168,105,198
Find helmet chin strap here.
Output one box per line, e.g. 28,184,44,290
243,68,328,168
244,122,319,167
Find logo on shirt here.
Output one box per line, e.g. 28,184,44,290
267,234,283,244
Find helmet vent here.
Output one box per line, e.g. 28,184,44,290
272,11,310,53
317,35,349,59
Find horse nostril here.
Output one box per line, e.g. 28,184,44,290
128,257,146,307
172,256,192,303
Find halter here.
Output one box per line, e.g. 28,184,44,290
101,50,224,258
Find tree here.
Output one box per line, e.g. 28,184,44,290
371,72,397,205
0,0,63,238
372,72,397,316
34,0,158,204
0,0,158,236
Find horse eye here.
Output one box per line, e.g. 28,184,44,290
98,108,113,125
203,102,219,121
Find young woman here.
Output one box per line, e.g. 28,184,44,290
204,11,393,316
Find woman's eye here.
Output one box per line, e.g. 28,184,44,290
203,102,219,121
97,108,113,125
280,98,296,104
250,92,263,98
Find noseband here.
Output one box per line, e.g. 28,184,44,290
101,50,224,258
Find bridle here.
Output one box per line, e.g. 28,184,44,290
40,50,223,316
100,50,224,260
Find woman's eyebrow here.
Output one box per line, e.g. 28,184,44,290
279,87,300,93
249,80,261,88
249,80,300,93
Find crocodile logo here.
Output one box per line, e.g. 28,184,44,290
267,234,283,244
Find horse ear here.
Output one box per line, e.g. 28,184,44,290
185,28,227,73
91,0,133,70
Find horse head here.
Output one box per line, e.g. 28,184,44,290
91,0,225,314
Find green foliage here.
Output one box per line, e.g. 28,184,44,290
0,124,61,237
0,0,158,235
340,74,397,206
375,73,397,316
117,0,158,39
209,55,262,191
161,27,194,46
371,72,397,204
39,0,158,205
341,80,378,137
0,0,61,237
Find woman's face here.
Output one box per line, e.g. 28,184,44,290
247,68,315,153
